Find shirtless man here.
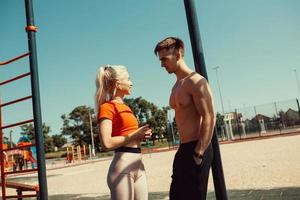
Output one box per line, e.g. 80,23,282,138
154,37,216,200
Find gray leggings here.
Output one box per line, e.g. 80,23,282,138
107,152,148,200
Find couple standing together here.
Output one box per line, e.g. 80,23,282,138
95,37,215,200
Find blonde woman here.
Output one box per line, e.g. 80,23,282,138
95,65,152,200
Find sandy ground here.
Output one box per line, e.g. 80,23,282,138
2,134,300,199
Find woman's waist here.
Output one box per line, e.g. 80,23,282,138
114,140,140,152
115,146,141,154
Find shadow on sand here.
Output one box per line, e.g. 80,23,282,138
47,187,300,200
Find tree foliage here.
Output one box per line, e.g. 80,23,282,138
19,123,54,152
61,105,99,150
61,97,175,150
125,97,169,145
52,134,67,149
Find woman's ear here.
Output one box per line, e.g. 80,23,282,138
115,81,121,90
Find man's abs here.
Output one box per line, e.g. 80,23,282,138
175,108,201,143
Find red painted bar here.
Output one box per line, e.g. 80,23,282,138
0,53,30,66
0,72,31,86
0,96,32,108
2,143,36,152
6,194,38,199
1,119,34,130
4,168,38,176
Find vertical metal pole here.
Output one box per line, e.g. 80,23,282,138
89,110,95,159
168,111,176,146
293,69,300,97
183,0,228,199
213,66,225,115
274,102,278,116
254,106,260,136
213,66,229,140
296,99,300,117
274,102,280,133
24,0,48,199
0,98,7,200
9,131,12,148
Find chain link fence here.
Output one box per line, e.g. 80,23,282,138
216,98,300,140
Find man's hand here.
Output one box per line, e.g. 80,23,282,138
193,150,203,166
193,155,203,166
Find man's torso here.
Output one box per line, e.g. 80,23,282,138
169,73,204,143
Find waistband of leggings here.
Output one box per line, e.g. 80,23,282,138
115,146,141,153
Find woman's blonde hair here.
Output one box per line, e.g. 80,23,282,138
94,65,128,112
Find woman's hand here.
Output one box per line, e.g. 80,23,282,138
134,124,152,140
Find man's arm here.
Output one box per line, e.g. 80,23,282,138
191,77,216,158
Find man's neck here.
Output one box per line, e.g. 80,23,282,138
175,62,193,81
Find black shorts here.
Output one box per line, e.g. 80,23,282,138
170,140,213,200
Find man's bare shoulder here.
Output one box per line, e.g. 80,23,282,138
186,73,214,105
187,72,207,86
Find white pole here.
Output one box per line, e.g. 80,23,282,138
293,69,300,97
212,66,225,115
213,66,228,140
89,110,95,159
167,110,175,147
89,144,92,160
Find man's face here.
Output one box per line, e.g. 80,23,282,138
158,49,177,74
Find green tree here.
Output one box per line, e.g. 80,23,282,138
61,106,99,150
215,112,225,138
125,97,169,145
61,98,172,150
278,110,287,127
125,97,152,123
52,134,67,149
19,123,54,152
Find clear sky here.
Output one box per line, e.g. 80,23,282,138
1,0,300,142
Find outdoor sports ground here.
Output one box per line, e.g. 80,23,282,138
2,132,300,200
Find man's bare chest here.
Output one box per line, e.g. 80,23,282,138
169,82,192,109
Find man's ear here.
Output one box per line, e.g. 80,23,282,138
176,51,181,60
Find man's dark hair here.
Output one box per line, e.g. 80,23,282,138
154,37,185,56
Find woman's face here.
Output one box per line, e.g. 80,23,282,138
117,72,133,95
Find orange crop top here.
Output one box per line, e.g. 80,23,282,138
98,101,139,137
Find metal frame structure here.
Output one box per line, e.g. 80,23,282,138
0,0,48,199
0,57,39,199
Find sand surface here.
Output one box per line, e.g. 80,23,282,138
2,134,300,199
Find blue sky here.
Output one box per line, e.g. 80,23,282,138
1,0,300,142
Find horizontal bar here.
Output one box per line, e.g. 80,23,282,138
3,181,38,191
2,143,36,152
0,119,34,130
0,52,30,66
5,168,38,176
0,96,32,108
6,194,38,199
0,72,31,86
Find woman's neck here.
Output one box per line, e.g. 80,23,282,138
111,96,124,104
